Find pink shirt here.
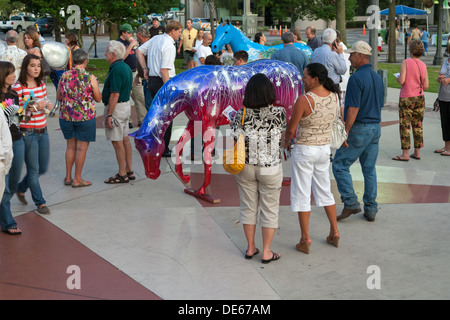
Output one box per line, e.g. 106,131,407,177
400,58,427,98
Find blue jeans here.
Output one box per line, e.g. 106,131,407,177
142,79,153,111
332,122,381,218
423,41,428,54
18,130,50,207
0,138,25,231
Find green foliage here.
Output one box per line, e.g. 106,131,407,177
271,0,358,24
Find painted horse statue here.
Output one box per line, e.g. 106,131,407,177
211,20,313,62
130,60,302,203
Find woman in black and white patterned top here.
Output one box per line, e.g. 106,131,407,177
231,73,286,264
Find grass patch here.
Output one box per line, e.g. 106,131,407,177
378,63,441,93
86,59,110,83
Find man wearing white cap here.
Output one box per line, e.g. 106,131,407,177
332,41,385,222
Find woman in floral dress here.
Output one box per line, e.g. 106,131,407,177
56,49,102,187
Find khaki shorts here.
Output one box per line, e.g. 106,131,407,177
104,101,131,141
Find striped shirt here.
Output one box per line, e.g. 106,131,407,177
12,82,48,129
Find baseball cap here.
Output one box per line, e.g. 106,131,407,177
345,41,372,56
120,24,134,33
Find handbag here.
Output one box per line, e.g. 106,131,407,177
223,107,246,174
433,98,440,112
41,57,51,77
330,93,347,149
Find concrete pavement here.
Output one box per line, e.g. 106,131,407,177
1,70,449,300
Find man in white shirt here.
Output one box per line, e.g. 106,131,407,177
196,33,213,66
0,30,27,79
137,20,183,157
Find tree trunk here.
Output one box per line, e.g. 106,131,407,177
209,3,216,38
109,22,118,40
87,22,98,56
388,0,396,63
54,17,62,43
336,0,346,44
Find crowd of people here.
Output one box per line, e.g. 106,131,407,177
0,20,449,272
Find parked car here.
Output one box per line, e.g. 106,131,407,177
149,13,164,22
0,15,36,33
192,17,211,31
36,17,54,35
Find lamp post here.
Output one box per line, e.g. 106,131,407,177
369,0,380,71
433,0,443,65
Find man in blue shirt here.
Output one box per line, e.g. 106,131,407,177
310,28,347,89
271,31,308,77
332,41,385,222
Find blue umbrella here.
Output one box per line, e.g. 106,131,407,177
379,5,427,16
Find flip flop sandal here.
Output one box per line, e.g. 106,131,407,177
64,178,73,186
127,171,136,180
104,174,129,184
2,227,22,235
434,149,447,153
72,180,92,188
392,156,409,162
441,151,450,156
261,251,281,264
410,154,421,160
244,248,260,259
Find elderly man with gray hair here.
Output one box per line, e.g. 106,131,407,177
271,31,308,77
310,28,347,93
0,30,27,79
102,40,135,184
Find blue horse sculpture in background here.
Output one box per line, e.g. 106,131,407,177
211,20,313,62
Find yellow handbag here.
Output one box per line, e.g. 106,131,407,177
223,107,246,174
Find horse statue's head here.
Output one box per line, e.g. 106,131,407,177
211,19,234,53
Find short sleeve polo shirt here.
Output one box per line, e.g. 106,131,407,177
344,63,385,123
102,60,133,105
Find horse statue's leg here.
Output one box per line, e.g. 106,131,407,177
184,124,220,204
175,120,195,184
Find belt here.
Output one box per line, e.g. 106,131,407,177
148,76,162,79
131,69,137,72
20,127,47,134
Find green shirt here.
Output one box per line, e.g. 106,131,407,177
102,60,133,105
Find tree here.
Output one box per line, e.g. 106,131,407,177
270,0,357,29
336,0,346,44
0,0,25,17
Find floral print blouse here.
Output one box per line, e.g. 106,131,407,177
59,66,96,122
232,106,286,167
